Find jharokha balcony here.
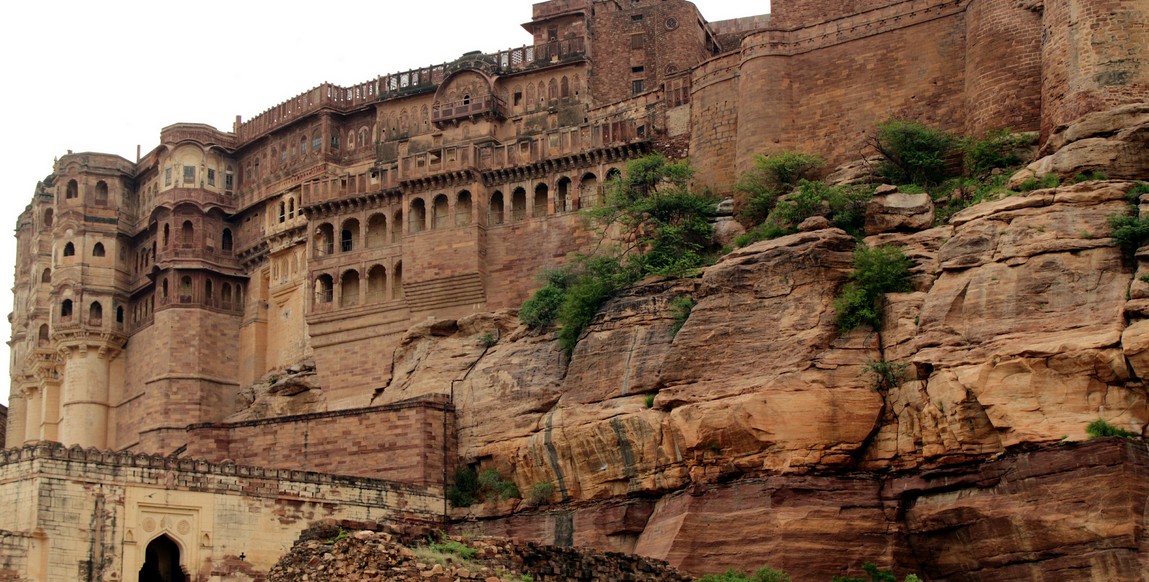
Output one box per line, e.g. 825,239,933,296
432,94,508,127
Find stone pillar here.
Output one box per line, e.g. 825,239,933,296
5,386,26,447
24,387,42,444
1041,0,1149,141
56,336,124,449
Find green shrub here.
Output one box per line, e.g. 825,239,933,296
478,332,498,348
1015,173,1061,192
1073,170,1109,183
520,269,574,328
734,223,794,247
479,469,520,500
962,129,1030,177
696,566,792,582
833,562,919,582
1109,213,1149,258
835,245,914,331
863,359,910,390
447,466,520,507
736,151,824,224
756,180,874,237
522,154,718,355
527,481,555,505
1127,181,1149,203
1086,419,1140,439
644,393,656,408
871,119,959,186
669,295,696,337
934,174,1011,224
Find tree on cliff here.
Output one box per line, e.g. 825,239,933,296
520,154,716,355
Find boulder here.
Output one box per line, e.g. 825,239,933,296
864,189,935,234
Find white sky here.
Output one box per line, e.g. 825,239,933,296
0,0,769,409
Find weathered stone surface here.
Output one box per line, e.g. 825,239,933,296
1018,103,1149,183
865,190,936,234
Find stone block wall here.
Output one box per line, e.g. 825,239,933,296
689,53,741,195
180,396,455,488
1041,0,1149,140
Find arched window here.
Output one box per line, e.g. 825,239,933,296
271,147,279,166
348,131,356,149
561,76,570,98
63,242,75,257
462,94,471,106
392,262,403,300
314,223,334,256
580,173,600,208
179,276,193,303
526,84,536,112
61,299,73,319
300,135,308,156
221,229,233,253
488,191,505,226
95,181,109,205
341,270,360,307
549,78,558,102
181,221,194,246
359,128,369,148
92,242,106,257
432,195,450,229
367,214,387,248
556,177,572,213
65,180,78,200
512,188,527,222
89,301,103,326
38,324,49,347
288,197,296,219
312,131,322,153
314,274,334,305
367,265,386,303
533,184,549,218
161,278,169,300
410,199,427,233
236,284,243,307
43,208,53,228
455,191,473,226
222,283,233,308
205,279,214,305
163,223,170,246
341,218,359,252
41,268,51,283
278,201,286,223
392,210,403,243
116,305,124,325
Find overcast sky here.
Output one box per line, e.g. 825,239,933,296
0,0,769,410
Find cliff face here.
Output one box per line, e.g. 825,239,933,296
369,171,1149,579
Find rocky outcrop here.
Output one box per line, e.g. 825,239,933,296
366,175,1149,579
864,185,936,234
1013,103,1149,184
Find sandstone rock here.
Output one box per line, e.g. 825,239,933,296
1025,103,1149,181
825,158,877,186
797,215,831,231
712,216,746,247
864,190,935,234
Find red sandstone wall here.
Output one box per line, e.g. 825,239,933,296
1041,0,1149,140
689,53,742,195
964,0,1043,136
483,210,593,311
769,0,904,28
117,308,241,451
735,9,969,174
182,398,453,487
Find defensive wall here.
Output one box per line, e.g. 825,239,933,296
0,442,443,581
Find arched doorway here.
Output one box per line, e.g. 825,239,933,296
139,535,187,582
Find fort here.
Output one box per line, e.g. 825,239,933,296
4,0,1149,580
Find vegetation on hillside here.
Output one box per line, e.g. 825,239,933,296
519,154,717,355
